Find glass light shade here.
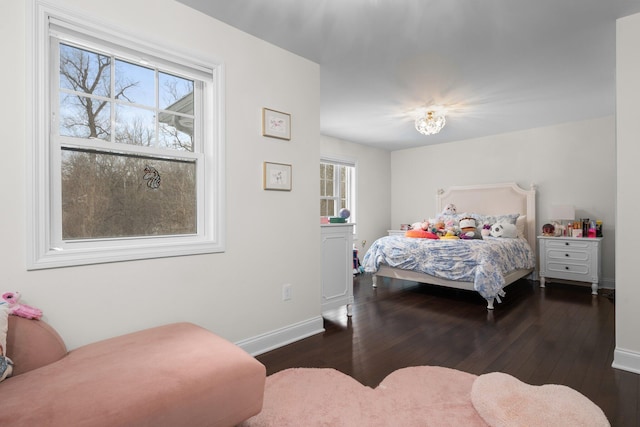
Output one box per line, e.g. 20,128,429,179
415,111,446,135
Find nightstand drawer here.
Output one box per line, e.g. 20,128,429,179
545,239,592,250
547,261,590,276
546,249,589,263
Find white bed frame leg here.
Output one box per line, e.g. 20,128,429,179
486,298,495,310
372,275,377,288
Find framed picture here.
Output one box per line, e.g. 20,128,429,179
262,108,291,140
263,162,292,191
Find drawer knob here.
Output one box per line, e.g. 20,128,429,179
565,242,569,246
565,253,569,257
565,266,569,270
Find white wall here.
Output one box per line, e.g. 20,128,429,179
320,135,392,256
614,12,640,374
1,0,321,351
390,117,616,287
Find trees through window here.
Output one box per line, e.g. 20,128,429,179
57,42,199,239
27,4,224,269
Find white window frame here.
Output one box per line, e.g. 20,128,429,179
26,1,225,269
320,156,356,230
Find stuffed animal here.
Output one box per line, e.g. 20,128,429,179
1,292,43,320
409,220,430,231
437,219,459,239
406,220,439,238
490,222,518,238
441,204,457,216
440,229,460,239
458,217,481,239
481,223,492,238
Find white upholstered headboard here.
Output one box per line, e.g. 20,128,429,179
436,182,537,255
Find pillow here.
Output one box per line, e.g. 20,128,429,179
467,213,519,236
472,213,519,226
405,229,439,239
0,305,13,382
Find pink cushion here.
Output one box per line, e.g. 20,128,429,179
0,322,266,427
6,316,67,376
405,229,439,239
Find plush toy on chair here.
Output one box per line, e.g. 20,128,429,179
1,292,43,320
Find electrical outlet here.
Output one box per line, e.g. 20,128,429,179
282,284,292,301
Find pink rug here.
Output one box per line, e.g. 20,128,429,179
471,372,610,427
240,366,610,427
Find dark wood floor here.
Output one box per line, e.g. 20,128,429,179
256,274,639,427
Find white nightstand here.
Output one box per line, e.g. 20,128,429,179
537,236,603,295
387,230,406,236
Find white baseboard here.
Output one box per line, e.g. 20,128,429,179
600,277,615,289
235,316,325,357
612,347,640,374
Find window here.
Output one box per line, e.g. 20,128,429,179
27,3,225,269
320,158,356,225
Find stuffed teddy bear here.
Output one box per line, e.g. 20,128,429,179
490,222,518,238
481,223,492,238
1,292,43,320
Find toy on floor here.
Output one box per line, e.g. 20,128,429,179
1,292,43,320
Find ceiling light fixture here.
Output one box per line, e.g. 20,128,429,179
415,111,446,136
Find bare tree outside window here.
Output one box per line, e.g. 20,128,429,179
28,8,223,269
58,43,198,240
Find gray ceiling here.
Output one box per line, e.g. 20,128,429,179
176,0,640,151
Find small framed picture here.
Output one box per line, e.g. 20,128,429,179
262,108,291,140
263,162,292,191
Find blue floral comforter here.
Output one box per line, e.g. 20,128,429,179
362,236,535,300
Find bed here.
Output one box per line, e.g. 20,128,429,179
363,182,537,309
